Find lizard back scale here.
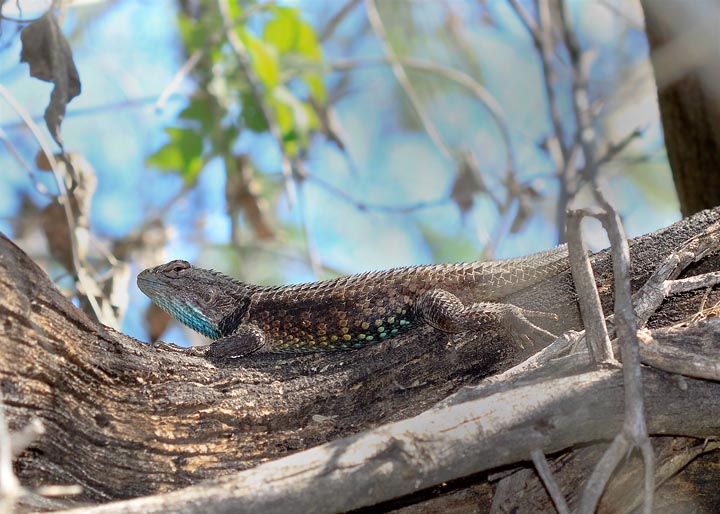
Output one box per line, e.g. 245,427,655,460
137,246,570,358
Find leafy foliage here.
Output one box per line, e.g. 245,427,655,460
146,3,326,186
146,127,204,183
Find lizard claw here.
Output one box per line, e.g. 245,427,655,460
500,305,558,343
468,302,558,343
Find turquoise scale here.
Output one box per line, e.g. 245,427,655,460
293,312,416,352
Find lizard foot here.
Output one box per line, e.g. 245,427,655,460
473,302,558,344
415,289,557,343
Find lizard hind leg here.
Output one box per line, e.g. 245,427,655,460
414,289,469,333
415,289,558,343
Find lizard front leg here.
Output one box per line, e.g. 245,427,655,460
415,289,558,343
205,324,267,359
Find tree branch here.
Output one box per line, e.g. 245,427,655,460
1,207,719,512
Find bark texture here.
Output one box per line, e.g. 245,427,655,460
0,207,719,512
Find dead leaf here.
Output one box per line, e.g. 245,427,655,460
310,97,346,151
226,155,275,240
509,195,531,234
101,262,130,328
12,194,40,240
35,151,52,171
506,176,541,234
450,152,487,217
146,303,171,343
20,11,81,148
41,201,73,272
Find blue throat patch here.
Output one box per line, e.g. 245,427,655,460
156,297,221,340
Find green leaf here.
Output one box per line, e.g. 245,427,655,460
227,2,243,20
241,91,269,132
239,30,279,88
263,7,298,53
262,7,325,100
304,72,326,101
296,19,321,60
179,95,217,133
270,95,293,134
271,87,307,134
303,101,319,132
178,15,207,53
264,7,321,60
146,127,204,184
265,87,320,156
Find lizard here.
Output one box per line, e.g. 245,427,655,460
137,246,572,359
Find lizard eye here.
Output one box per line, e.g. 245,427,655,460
163,260,190,276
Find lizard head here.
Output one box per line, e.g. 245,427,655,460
137,260,251,340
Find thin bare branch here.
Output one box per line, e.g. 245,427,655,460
579,433,630,514
0,95,158,132
509,0,574,242
0,127,52,198
0,399,20,514
306,173,448,214
155,49,204,112
631,220,720,326
667,271,720,296
507,0,539,42
329,56,516,172
566,209,615,364
558,0,600,190
581,197,655,514
295,180,324,278
477,331,582,391
319,0,361,41
595,127,645,168
0,85,107,325
9,418,44,458
535,0,569,162
364,0,453,161
531,448,570,514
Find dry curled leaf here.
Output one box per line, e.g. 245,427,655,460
310,97,346,151
505,173,541,234
35,150,52,171
20,11,81,148
40,201,73,272
100,262,131,329
450,152,487,217
226,155,275,241
145,303,171,343
12,194,40,240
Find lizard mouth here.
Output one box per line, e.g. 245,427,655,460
136,271,162,297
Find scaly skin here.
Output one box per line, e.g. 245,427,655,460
137,246,570,357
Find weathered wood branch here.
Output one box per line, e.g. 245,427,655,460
0,208,719,512
61,360,720,514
